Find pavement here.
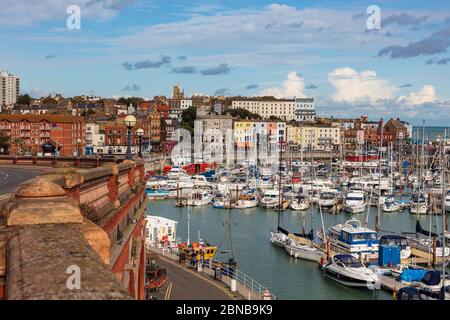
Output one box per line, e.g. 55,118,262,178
151,255,235,300
0,166,44,205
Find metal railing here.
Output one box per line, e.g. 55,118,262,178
230,268,277,300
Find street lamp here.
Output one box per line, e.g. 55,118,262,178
124,115,137,160
76,138,82,157
136,128,144,158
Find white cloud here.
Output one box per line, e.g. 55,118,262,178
328,67,398,103
0,0,133,26
259,72,306,99
397,85,439,105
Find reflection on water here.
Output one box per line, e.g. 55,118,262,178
148,199,449,300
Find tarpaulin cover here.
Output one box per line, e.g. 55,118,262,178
399,269,428,283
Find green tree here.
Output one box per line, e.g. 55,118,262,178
117,97,144,107
16,94,32,105
269,115,283,121
0,131,10,153
181,106,197,133
223,108,261,120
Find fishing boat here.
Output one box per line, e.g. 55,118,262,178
290,194,310,211
317,219,379,259
382,195,401,212
409,192,428,215
343,189,366,214
187,189,213,206
322,254,379,288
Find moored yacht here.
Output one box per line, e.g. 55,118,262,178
290,194,310,211
317,219,379,260
409,192,428,214
318,189,339,210
234,194,258,209
322,254,379,288
187,189,213,206
382,195,401,212
259,189,280,208
343,189,366,214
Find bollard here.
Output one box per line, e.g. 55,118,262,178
230,279,236,292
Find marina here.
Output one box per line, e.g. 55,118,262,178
144,127,450,300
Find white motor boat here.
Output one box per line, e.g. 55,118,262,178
290,195,310,211
317,219,379,260
322,254,379,288
259,189,280,208
187,190,213,206
318,189,339,209
234,195,258,209
343,190,366,214
409,192,428,214
382,195,401,212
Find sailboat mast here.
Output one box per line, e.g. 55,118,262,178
441,129,447,299
187,205,191,245
377,120,384,231
277,136,283,227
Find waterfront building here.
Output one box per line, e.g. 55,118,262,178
231,97,316,122
233,120,286,150
287,125,341,152
145,216,179,248
0,114,84,156
0,71,19,108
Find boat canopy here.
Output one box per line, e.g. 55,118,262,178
422,270,448,286
333,254,364,268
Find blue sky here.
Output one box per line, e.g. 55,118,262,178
1,0,449,125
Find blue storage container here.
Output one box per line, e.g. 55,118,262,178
378,245,400,267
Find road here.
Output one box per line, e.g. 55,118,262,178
0,167,43,203
154,256,234,300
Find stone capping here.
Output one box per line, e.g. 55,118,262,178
6,224,131,300
118,160,135,173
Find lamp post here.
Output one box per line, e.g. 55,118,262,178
124,115,137,160
76,138,82,157
136,128,144,158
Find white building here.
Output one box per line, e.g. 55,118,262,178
85,123,105,154
0,71,20,107
180,99,192,110
145,216,179,249
231,97,316,122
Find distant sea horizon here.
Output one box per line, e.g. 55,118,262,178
411,126,450,142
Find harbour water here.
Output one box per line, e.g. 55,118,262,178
147,198,450,300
